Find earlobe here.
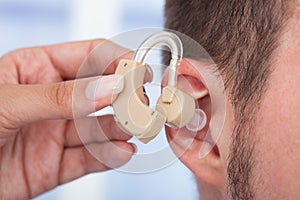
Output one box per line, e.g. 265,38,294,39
166,118,225,191
172,131,225,190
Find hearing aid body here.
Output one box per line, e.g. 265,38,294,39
112,59,166,143
112,31,199,143
156,86,195,128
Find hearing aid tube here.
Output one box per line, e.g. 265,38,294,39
133,31,183,87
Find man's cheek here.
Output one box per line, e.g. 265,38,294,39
252,77,300,198
254,119,300,198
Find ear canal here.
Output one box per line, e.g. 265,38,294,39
186,108,207,132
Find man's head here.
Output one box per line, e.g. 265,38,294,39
164,0,300,199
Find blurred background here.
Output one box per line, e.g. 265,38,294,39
0,0,199,199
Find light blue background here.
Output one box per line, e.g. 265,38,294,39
0,1,199,199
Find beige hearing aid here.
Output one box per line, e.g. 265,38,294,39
112,59,166,143
112,31,196,143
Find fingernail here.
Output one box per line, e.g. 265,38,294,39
130,143,138,154
86,74,124,101
144,64,153,83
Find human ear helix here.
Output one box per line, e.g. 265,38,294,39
112,31,207,143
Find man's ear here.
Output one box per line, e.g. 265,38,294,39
165,58,226,190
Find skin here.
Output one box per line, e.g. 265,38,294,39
0,40,135,199
165,7,300,200
1,14,299,199
253,11,300,199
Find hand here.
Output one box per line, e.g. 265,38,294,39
0,40,134,199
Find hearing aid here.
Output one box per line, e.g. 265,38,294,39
112,31,207,144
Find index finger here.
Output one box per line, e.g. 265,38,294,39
45,39,132,80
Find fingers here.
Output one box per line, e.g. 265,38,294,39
64,115,131,147
44,40,133,80
58,141,135,184
0,75,123,131
0,40,133,84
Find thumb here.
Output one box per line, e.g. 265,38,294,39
0,74,123,130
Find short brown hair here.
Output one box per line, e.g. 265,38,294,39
164,0,292,199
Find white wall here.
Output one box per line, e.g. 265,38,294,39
69,0,122,40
